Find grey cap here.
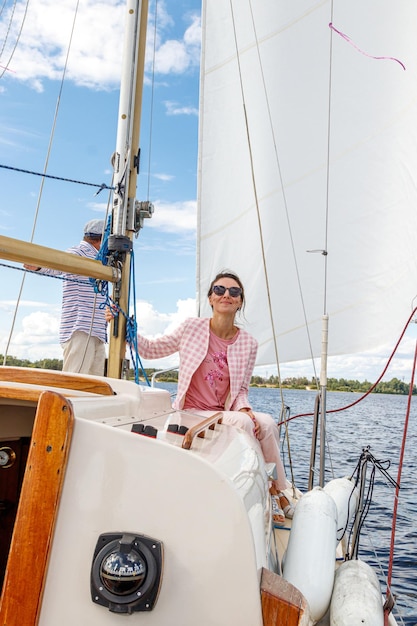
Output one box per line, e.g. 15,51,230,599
84,219,104,237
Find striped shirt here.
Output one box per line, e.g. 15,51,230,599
41,240,107,344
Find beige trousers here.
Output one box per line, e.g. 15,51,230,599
61,331,106,376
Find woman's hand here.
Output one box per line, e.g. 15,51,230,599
239,408,260,439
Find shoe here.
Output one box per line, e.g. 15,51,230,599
278,492,295,519
271,494,285,528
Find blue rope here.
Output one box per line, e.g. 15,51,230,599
90,215,112,298
104,250,150,386
6,227,148,385
0,163,114,193
126,251,150,385
94,215,112,266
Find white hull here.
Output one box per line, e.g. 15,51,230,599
0,368,296,625
0,368,397,626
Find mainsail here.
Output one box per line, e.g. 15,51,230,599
197,0,417,367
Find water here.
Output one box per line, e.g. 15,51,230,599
155,383,417,625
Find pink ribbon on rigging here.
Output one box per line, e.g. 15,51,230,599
329,22,406,71
0,65,15,73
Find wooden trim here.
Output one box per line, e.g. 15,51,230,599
260,568,308,626
0,386,97,403
0,391,74,626
181,412,223,449
0,385,47,403
0,366,115,396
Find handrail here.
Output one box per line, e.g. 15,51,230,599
151,367,179,387
181,412,223,450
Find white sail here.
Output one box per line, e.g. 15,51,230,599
197,0,417,366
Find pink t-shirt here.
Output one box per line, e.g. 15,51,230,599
183,330,240,410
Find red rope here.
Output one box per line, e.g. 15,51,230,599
274,308,417,622
278,305,417,426
383,339,417,624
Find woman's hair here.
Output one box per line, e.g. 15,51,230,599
207,271,245,310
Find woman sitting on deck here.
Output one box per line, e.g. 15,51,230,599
107,271,293,525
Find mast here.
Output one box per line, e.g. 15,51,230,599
106,0,150,379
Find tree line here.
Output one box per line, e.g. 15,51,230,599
1,355,415,395
251,375,417,395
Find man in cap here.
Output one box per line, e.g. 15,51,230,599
24,219,108,375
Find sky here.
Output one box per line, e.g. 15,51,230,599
1,0,417,385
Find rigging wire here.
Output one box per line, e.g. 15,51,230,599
235,0,336,489
0,0,16,63
242,0,319,389
322,0,335,317
276,305,415,617
0,0,9,18
384,340,417,625
0,164,114,192
145,0,158,202
228,2,284,390
0,0,29,79
3,0,82,364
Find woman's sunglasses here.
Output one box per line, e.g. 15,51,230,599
212,285,242,298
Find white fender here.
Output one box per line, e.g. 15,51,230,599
324,477,359,543
330,559,384,625
282,487,337,622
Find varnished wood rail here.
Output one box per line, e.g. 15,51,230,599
181,412,223,450
0,391,74,625
0,366,115,396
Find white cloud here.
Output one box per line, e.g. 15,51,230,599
85,198,196,236
183,13,201,48
85,201,109,213
0,298,51,310
2,294,417,384
254,332,417,384
136,296,195,336
154,40,190,74
153,172,174,182
164,100,198,116
1,0,201,91
146,6,200,76
15,310,60,342
132,296,196,370
149,199,196,233
1,0,125,91
1,310,61,360
1,296,195,367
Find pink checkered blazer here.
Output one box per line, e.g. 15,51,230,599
138,317,258,411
